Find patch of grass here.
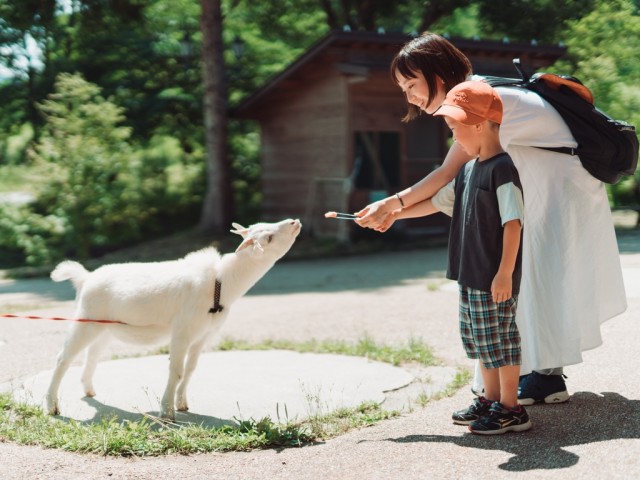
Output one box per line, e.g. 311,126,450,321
0,338,465,456
0,394,313,455
306,401,398,439
426,279,451,292
0,392,400,456
216,335,438,367
415,368,472,407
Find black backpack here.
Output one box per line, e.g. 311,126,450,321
485,59,639,184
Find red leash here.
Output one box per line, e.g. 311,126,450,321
0,313,127,325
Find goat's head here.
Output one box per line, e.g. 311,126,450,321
231,219,302,259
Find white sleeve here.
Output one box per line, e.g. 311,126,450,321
496,182,525,226
495,86,577,150
431,179,456,217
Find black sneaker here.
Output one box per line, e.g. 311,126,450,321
452,396,493,425
468,402,532,435
518,372,570,406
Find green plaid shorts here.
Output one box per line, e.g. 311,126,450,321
459,285,521,369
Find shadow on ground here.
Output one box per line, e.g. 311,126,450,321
383,391,639,472
57,396,236,429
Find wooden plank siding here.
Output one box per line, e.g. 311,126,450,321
254,64,350,227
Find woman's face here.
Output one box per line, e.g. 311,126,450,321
395,69,446,114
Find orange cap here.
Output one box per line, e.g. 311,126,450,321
434,81,503,125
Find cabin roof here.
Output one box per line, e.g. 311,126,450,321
233,30,567,116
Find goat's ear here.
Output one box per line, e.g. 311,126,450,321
235,237,265,253
235,237,254,252
231,223,248,236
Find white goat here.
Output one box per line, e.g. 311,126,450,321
46,218,301,420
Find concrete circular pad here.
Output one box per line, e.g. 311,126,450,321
7,350,415,426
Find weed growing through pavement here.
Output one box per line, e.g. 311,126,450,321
415,369,472,407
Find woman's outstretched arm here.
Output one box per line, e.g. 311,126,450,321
355,141,473,231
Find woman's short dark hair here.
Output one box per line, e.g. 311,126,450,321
391,32,472,122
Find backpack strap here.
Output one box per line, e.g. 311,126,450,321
536,146,577,156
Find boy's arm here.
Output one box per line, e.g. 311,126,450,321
393,198,440,220
491,219,522,303
375,177,456,229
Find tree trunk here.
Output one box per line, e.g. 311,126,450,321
198,0,234,232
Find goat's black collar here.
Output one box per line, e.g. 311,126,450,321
209,280,224,314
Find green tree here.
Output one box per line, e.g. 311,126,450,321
308,1,595,41
32,73,136,259
551,0,640,206
477,0,596,42
0,0,58,128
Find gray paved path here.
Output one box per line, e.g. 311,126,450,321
0,228,639,479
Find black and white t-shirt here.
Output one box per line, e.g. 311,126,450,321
433,153,524,294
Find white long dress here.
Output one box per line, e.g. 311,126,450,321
491,84,627,375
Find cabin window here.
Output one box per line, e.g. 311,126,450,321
352,131,400,190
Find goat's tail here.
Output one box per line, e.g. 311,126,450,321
50,260,89,291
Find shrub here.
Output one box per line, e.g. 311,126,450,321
0,204,66,266
1,123,34,165
30,73,139,259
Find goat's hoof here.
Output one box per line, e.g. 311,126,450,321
47,403,60,416
176,397,189,411
160,410,175,422
84,390,96,398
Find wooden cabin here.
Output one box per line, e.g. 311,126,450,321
233,30,566,241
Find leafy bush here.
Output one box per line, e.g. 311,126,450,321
553,0,640,206
0,204,66,266
1,123,34,165
0,73,206,267
229,120,261,223
31,73,140,259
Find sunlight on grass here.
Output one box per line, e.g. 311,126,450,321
0,393,313,455
0,392,401,456
216,335,438,367
0,337,467,456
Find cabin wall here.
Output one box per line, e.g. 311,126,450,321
252,59,349,235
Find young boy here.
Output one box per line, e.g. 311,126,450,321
393,81,529,435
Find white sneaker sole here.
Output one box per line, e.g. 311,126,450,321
519,390,570,406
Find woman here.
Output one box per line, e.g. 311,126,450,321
356,32,627,404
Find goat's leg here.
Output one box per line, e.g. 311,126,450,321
160,340,189,421
80,332,107,397
176,337,208,412
46,324,101,415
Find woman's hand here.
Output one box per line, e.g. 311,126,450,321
355,200,392,230
375,211,399,232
